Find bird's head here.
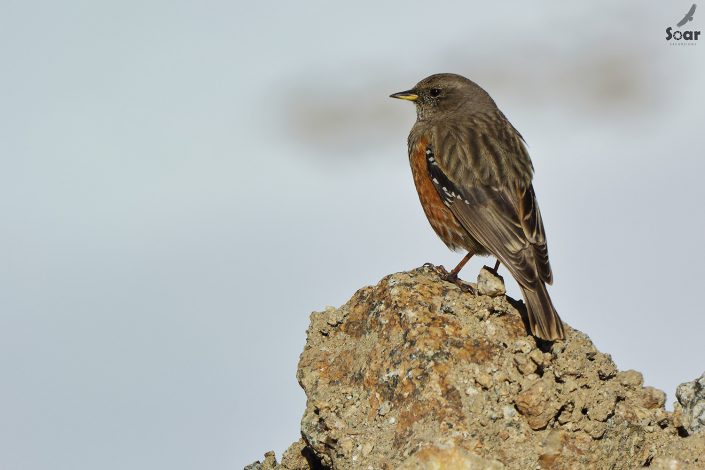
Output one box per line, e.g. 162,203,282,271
390,73,496,120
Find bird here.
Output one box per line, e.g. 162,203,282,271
676,4,697,27
390,73,565,341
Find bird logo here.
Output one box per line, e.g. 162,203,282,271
666,4,701,43
677,4,697,27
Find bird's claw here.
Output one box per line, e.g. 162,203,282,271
439,268,476,294
422,263,476,294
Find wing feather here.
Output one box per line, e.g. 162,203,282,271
418,117,553,287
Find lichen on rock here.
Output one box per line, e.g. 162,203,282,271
247,266,705,469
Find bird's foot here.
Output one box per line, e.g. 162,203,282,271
438,266,476,294
442,270,458,283
422,263,476,293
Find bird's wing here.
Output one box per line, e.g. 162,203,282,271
415,120,552,286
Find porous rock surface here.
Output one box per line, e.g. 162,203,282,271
673,372,705,436
248,266,705,469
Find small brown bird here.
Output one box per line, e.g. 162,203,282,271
391,73,564,341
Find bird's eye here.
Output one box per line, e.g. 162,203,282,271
429,88,441,97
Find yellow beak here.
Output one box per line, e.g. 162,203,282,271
390,90,418,101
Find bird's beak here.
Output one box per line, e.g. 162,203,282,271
390,90,418,101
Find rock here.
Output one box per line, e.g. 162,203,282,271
245,451,277,470
248,266,705,469
619,369,644,387
399,445,505,469
674,372,705,435
643,386,667,409
647,457,688,470
515,376,560,430
476,266,506,297
246,441,317,470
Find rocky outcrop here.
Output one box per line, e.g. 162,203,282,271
674,373,705,436
247,266,705,469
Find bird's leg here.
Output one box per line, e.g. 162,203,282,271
493,259,500,272
444,252,473,282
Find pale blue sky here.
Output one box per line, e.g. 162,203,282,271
1,1,703,468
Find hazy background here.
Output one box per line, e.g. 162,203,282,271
1,1,704,468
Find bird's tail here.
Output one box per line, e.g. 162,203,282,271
519,282,565,341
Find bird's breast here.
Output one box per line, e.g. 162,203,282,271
409,135,471,251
